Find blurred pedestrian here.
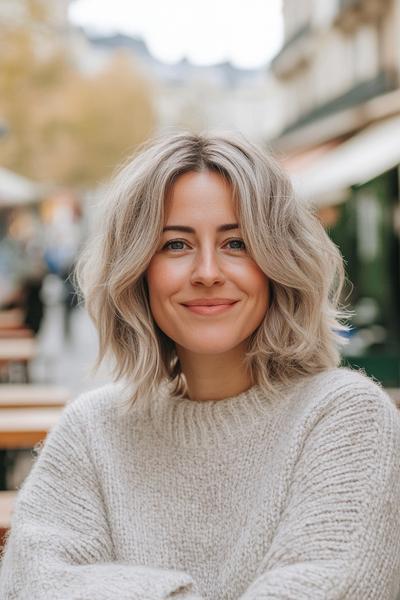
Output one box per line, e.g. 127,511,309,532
1,256,47,335
60,262,80,341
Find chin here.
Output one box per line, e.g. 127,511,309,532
177,337,246,356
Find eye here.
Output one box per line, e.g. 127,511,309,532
161,238,246,252
162,239,189,251
225,238,246,251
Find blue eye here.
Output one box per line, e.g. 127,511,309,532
162,238,246,252
163,240,188,251
226,239,246,251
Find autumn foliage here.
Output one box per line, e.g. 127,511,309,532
0,0,155,187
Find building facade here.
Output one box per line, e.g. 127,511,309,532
77,32,285,143
269,0,400,386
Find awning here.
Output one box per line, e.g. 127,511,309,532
0,167,45,207
289,114,400,206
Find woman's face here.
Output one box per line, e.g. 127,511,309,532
145,170,270,357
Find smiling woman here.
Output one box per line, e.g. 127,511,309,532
73,131,351,407
2,132,400,600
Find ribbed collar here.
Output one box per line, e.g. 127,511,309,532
146,381,277,448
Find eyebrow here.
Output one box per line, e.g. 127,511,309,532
162,223,240,233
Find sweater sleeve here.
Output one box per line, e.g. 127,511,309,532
0,396,202,600
238,381,400,600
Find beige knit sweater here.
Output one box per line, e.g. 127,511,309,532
1,367,400,599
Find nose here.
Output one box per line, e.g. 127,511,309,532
190,246,225,287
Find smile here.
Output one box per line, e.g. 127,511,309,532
182,302,238,316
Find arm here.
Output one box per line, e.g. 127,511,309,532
239,383,400,600
0,397,202,600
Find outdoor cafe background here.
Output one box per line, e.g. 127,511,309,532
0,0,400,549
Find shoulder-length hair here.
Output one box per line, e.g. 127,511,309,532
75,131,352,411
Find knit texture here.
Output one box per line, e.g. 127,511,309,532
1,366,400,599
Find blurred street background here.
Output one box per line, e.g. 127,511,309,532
0,0,400,498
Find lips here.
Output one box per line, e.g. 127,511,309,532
181,299,239,316
182,298,239,306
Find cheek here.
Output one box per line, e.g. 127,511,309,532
256,275,270,309
238,262,270,303
146,257,182,309
146,260,164,295
244,268,270,328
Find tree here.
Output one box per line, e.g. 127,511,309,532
0,0,155,187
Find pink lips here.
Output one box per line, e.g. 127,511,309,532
181,298,239,316
182,298,239,306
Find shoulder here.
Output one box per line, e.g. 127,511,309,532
33,381,133,464
294,366,400,440
60,381,131,430
298,366,392,406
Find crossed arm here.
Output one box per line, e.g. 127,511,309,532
0,402,202,600
239,385,400,599
1,386,400,599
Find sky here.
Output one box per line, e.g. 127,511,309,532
69,0,284,69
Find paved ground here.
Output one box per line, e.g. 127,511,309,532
31,299,113,398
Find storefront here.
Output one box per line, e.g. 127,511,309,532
287,114,400,385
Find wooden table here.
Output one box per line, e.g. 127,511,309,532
0,338,37,363
0,338,38,383
0,328,33,339
0,385,70,408
0,407,63,449
0,309,24,329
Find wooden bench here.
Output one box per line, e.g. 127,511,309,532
0,384,70,408
0,407,63,449
0,490,17,549
0,328,33,339
0,407,63,489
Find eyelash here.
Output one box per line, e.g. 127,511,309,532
162,238,246,252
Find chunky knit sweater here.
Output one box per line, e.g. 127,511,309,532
1,367,400,600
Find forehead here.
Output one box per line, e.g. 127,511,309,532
165,170,236,222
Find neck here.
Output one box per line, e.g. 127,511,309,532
176,343,253,402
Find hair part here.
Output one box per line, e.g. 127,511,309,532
74,130,352,412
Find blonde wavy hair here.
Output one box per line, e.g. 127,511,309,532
75,131,351,410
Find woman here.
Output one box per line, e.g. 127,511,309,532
1,132,400,599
